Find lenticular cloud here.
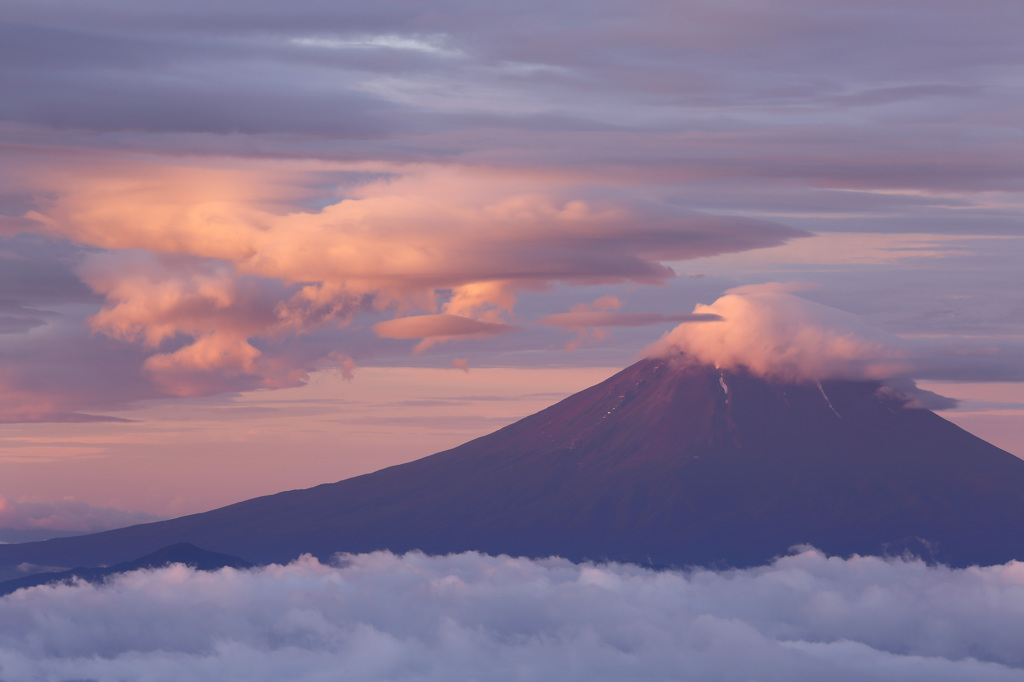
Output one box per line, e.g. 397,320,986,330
1,550,1023,682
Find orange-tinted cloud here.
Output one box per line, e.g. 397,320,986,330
374,314,517,340
374,313,518,353
29,162,799,291
9,158,800,391
76,253,295,394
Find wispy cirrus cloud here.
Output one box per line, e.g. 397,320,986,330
374,314,518,353
537,295,722,350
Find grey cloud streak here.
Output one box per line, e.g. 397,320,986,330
2,550,1024,681
6,0,1024,216
5,1,1024,170
538,311,721,328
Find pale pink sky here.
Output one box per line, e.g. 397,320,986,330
1,0,1023,530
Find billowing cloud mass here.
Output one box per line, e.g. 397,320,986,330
2,550,1024,681
3,0,1024,424
652,283,911,383
0,157,801,418
650,283,1024,401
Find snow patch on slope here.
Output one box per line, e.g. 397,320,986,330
817,382,842,418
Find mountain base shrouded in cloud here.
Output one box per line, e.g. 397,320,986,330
2,356,1024,572
2,550,1024,682
0,542,251,597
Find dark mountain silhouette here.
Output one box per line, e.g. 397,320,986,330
2,357,1024,571
0,543,251,596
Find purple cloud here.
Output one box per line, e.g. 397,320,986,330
2,550,1024,680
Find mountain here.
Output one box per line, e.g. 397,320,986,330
2,357,1024,571
0,543,252,596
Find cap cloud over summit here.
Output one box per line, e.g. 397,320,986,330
650,283,1023,403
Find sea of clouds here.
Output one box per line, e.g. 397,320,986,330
1,549,1023,681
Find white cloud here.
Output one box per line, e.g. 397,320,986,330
650,283,911,383
2,549,1023,681
649,283,1024,399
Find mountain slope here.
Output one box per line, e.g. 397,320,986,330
2,358,1024,570
0,543,252,596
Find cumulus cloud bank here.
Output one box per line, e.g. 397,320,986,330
2,550,1023,681
0,159,801,418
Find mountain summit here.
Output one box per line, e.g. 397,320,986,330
3,357,1024,571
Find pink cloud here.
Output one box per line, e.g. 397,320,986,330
649,283,913,383
27,161,792,295
373,314,517,340
644,284,1024,410
374,314,518,353
4,158,800,396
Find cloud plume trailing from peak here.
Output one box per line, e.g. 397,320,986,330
2,550,1024,681
649,283,1022,405
651,283,910,383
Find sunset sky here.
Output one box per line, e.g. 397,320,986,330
1,0,1023,529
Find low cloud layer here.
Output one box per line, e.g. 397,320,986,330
2,550,1023,681
0,495,161,541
